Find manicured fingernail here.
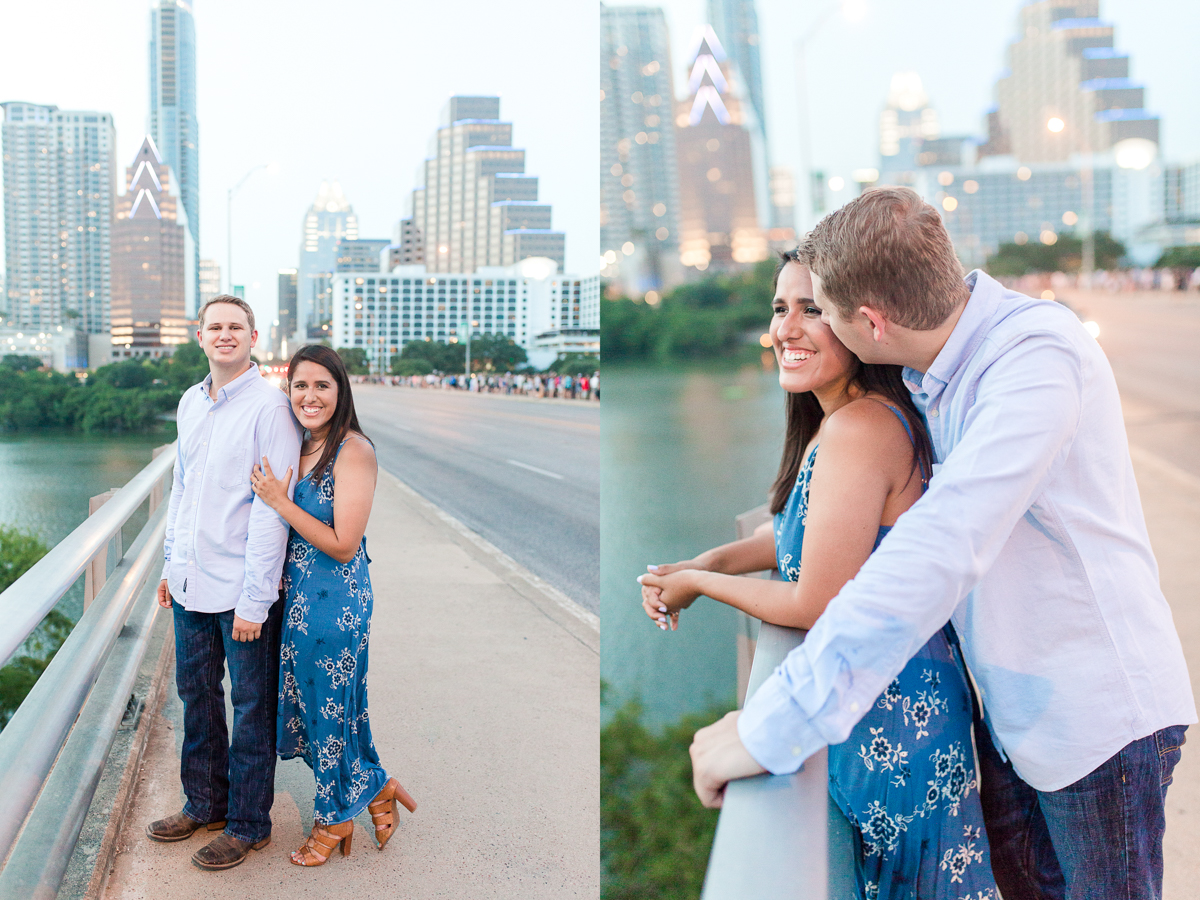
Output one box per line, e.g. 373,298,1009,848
636,575,645,584
658,606,667,613
659,623,667,630
657,616,666,623
647,564,659,571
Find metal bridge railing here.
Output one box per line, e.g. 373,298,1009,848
0,446,175,898
700,506,855,900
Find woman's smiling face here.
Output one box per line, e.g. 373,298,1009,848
289,360,338,435
770,261,859,396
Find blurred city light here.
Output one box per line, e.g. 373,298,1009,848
1062,211,1079,226
1047,117,1065,133
758,333,772,348
1083,320,1101,339
942,196,958,212
1114,137,1157,170
1040,230,1058,245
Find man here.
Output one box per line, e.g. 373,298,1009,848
691,187,1194,899
146,295,300,870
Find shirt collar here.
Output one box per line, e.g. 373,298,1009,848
904,270,1002,403
200,363,261,403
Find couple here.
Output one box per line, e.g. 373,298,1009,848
642,187,1194,899
145,294,416,870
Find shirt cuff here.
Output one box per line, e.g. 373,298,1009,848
737,672,827,775
234,591,276,624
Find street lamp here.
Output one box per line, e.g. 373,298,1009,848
458,317,479,383
226,162,280,294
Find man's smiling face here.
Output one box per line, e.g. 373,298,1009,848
198,302,256,370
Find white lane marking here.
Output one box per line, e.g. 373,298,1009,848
506,459,564,480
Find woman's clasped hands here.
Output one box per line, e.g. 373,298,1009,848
637,560,706,631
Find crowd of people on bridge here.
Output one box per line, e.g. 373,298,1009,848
351,370,599,400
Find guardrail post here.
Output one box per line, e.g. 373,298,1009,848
149,445,173,514
84,490,120,610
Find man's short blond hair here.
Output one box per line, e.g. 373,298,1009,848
799,186,967,330
198,294,256,333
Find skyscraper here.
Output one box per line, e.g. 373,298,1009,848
408,96,565,275
297,181,358,343
149,0,200,306
276,269,296,357
600,4,682,296
675,25,767,272
706,0,772,227
199,258,220,313
987,0,1159,163
110,135,192,357
1,102,116,334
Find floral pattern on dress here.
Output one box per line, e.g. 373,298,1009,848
277,446,389,825
774,440,997,900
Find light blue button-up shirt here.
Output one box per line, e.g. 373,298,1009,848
739,270,1196,791
162,364,301,623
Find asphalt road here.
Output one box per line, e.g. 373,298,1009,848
1064,289,1200,478
351,384,600,614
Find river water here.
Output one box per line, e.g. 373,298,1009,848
601,364,785,728
1,428,176,624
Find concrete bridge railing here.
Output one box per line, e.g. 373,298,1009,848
700,506,855,900
0,447,175,898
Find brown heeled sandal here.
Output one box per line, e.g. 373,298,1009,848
290,819,353,866
367,777,418,850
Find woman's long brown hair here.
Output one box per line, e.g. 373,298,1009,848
768,250,934,514
287,345,372,485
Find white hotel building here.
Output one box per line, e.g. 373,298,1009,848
331,256,599,372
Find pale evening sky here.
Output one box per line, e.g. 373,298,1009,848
1,0,600,347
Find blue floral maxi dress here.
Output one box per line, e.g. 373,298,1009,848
775,434,998,900
277,443,389,825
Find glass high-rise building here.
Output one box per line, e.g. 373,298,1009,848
276,269,297,357
600,4,682,296
1,102,115,334
149,0,199,307
986,0,1159,163
297,180,358,343
409,96,565,275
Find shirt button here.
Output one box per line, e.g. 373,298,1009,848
791,746,802,756
849,701,860,713
930,408,939,418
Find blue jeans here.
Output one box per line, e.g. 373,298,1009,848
977,718,1187,900
173,600,283,844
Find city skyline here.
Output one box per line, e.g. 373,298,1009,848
615,0,1200,230
1,0,598,350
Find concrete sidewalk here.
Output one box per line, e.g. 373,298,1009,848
97,470,599,899
1139,445,1200,900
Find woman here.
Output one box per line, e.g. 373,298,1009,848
639,252,997,899
251,344,417,867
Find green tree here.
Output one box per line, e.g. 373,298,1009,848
602,693,723,900
985,231,1126,276
469,334,528,372
547,353,598,377
390,357,433,377
1,355,43,372
398,339,465,373
0,526,70,729
336,347,371,375
1156,246,1200,290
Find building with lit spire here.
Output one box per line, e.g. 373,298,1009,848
674,24,767,272
109,135,193,358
